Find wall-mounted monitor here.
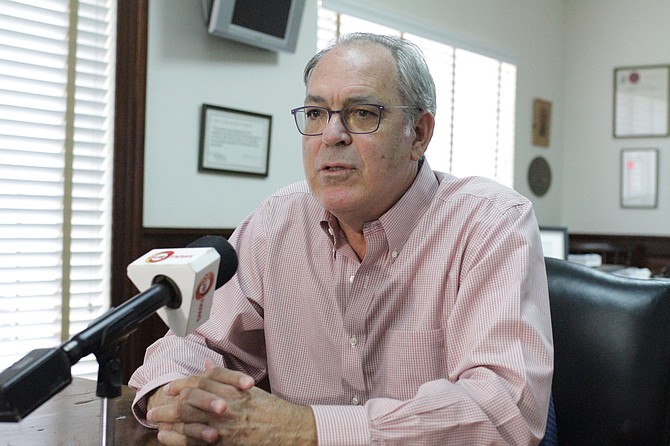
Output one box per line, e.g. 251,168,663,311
202,0,305,53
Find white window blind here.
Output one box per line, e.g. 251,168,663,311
0,0,116,379
317,4,516,188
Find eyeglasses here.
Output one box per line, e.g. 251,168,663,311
290,104,419,136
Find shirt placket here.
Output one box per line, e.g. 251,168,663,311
340,225,386,407
341,266,368,406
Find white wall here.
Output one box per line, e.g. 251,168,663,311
143,0,567,229
562,0,670,235
143,0,316,228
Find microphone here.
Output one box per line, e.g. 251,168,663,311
0,236,237,422
126,235,237,337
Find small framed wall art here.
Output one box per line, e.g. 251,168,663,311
620,148,658,208
532,98,552,147
199,104,272,176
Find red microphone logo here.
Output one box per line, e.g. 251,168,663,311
146,251,174,263
195,271,215,323
196,272,215,300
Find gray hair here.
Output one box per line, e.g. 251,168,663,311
303,33,437,132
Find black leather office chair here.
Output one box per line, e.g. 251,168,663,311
545,257,670,445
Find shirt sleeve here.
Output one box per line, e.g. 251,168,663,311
311,200,553,445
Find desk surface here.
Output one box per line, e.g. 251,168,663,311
0,377,160,445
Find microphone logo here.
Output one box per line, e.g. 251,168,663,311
196,272,215,300
146,251,174,263
195,271,215,323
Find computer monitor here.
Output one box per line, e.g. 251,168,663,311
203,0,305,53
539,226,569,260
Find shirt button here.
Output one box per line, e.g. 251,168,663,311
349,275,354,283
391,250,398,258
328,227,334,236
351,396,360,405
349,335,358,347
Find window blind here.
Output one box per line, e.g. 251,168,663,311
317,3,516,188
0,0,115,379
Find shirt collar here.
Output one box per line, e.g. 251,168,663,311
319,159,440,258
378,158,439,259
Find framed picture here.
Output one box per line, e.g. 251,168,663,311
620,148,658,208
199,104,272,176
613,65,670,138
539,226,569,260
532,98,552,147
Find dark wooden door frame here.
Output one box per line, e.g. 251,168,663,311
112,1,232,381
112,0,151,382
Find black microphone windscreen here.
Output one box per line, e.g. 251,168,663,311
187,235,238,287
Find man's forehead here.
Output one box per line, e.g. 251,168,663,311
306,44,398,104
305,92,382,103
318,41,394,69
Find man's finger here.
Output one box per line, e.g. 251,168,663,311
202,366,255,390
148,398,211,424
157,422,220,445
165,369,254,396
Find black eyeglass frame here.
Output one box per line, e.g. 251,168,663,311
290,104,420,136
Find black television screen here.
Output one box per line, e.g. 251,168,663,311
203,0,305,53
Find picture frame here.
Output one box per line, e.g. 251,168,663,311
532,98,552,147
199,104,272,176
620,148,658,208
539,226,569,260
613,65,670,138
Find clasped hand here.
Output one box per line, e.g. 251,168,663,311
146,359,316,446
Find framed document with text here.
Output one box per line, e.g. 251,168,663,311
199,104,272,176
614,65,670,138
620,148,658,208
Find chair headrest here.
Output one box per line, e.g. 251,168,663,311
545,257,670,445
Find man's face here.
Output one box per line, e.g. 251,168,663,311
302,43,425,228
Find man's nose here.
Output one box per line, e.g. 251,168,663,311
321,112,351,146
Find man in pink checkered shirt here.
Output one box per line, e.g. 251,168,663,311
130,33,553,445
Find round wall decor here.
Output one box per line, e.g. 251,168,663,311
528,156,551,196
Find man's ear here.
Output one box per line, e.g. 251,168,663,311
410,111,435,161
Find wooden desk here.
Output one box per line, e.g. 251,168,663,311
0,377,160,445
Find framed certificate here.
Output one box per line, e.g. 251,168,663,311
620,148,658,208
199,104,272,176
614,65,670,138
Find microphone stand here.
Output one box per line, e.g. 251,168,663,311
94,341,124,446
68,282,178,445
